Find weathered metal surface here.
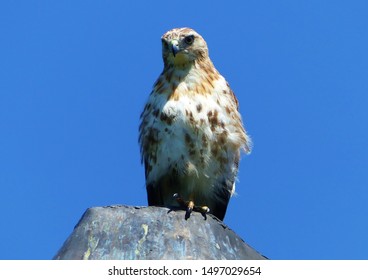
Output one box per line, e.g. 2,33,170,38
54,205,266,260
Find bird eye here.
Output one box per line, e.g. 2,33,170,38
184,35,194,45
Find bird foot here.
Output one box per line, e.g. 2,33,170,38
173,193,210,220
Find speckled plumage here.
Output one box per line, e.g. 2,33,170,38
139,27,251,220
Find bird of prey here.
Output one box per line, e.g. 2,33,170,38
139,27,251,221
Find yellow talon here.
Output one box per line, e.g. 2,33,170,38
187,200,194,213
173,193,210,219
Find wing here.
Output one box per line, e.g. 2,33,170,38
139,92,178,207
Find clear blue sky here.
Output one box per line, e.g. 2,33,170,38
1,1,367,260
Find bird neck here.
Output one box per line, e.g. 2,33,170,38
163,58,217,82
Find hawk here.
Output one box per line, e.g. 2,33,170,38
139,27,251,221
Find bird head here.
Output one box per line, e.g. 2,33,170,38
161,27,209,67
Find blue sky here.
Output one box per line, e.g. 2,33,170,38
1,1,367,260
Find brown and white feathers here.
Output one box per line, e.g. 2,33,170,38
139,27,251,220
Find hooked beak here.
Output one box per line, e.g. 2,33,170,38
170,39,180,57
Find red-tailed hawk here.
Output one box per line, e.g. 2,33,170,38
139,27,251,221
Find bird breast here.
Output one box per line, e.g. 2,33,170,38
144,75,244,190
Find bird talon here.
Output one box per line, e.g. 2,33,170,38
174,193,210,219
194,205,210,214
201,206,210,214
187,200,194,213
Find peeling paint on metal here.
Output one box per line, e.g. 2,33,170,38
83,233,99,260
135,224,149,257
